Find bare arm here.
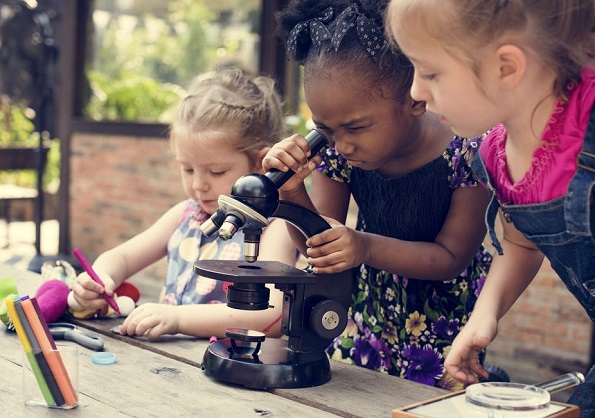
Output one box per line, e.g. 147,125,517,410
174,288,284,338
126,287,285,339
471,216,544,320
262,134,347,255
444,213,544,383
306,183,490,279
121,217,297,339
72,201,187,309
310,169,352,223
276,170,351,256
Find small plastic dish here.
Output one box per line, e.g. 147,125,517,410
91,351,117,365
465,382,550,413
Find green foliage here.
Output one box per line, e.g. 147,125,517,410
0,103,60,191
285,114,311,137
167,0,213,83
86,71,184,122
84,0,216,122
0,104,36,146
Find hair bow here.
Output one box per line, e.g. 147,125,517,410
286,7,334,55
329,4,387,61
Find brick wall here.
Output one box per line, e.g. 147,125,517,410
485,259,592,377
69,132,186,293
69,132,593,392
483,222,593,399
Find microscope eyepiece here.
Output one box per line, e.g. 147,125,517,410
200,208,226,237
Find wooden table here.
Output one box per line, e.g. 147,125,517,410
0,263,447,417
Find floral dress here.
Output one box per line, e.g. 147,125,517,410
321,136,492,390
161,200,242,305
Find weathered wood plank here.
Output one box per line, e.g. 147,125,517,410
2,263,448,418
68,317,209,368
0,353,131,418
1,326,340,417
273,362,447,418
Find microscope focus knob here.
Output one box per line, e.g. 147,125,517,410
309,300,348,340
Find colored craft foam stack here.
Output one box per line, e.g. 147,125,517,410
7,294,78,408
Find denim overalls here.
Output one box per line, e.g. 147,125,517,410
471,107,595,416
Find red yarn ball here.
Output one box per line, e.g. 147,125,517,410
114,281,140,303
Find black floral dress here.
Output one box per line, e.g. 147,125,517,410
321,136,492,390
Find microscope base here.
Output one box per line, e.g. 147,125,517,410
202,338,331,389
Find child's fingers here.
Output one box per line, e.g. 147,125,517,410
266,148,306,173
262,151,289,172
308,154,323,169
120,305,148,336
145,323,166,340
292,133,317,156
278,135,312,163
445,334,490,384
472,363,489,380
100,276,117,296
310,262,349,275
122,304,167,338
77,273,105,294
134,318,158,339
72,279,103,302
70,289,106,311
449,366,480,384
306,228,336,248
445,355,480,384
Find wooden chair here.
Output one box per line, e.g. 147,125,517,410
0,146,48,254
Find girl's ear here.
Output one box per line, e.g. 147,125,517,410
411,99,427,116
495,44,526,89
252,147,271,173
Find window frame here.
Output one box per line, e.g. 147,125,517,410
54,0,296,253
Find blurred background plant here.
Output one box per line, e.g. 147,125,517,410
84,0,249,123
0,100,60,194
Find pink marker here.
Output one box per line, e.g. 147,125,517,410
72,248,121,315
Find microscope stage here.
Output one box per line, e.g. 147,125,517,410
194,260,317,284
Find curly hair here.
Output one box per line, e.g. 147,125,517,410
276,0,413,102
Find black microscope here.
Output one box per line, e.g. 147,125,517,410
195,129,354,389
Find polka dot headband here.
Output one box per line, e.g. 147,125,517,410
286,4,387,62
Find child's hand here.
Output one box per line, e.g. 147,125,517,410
305,218,368,274
444,317,498,383
71,271,117,311
262,134,323,193
120,303,180,339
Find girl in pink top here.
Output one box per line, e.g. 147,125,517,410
480,68,595,206
388,0,595,414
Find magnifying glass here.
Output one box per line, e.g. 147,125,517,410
48,322,105,351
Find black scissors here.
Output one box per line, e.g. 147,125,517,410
48,322,105,351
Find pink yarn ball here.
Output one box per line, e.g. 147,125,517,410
35,280,70,323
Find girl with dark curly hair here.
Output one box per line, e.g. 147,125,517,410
263,0,492,389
